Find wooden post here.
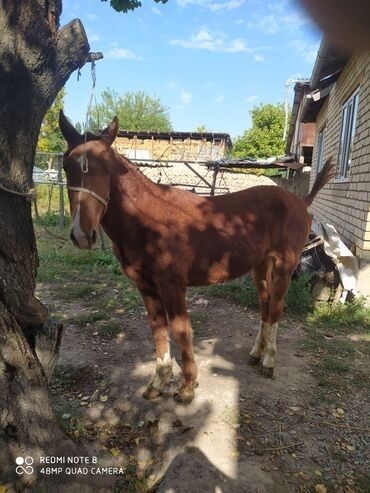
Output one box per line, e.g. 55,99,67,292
57,155,64,230
210,163,220,196
99,226,106,252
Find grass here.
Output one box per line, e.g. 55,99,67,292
308,297,370,332
206,273,313,315
68,311,106,326
321,355,350,374
51,365,76,392
206,276,259,310
35,220,143,317
54,399,87,439
302,298,370,391
34,183,70,217
99,321,123,338
58,284,97,300
114,462,149,493
190,311,209,337
36,236,123,283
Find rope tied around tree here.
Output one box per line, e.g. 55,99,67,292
0,181,36,201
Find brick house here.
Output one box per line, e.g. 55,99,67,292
287,38,370,260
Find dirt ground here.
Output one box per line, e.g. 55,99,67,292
36,282,369,493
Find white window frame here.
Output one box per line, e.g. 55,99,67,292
316,128,325,175
337,88,360,180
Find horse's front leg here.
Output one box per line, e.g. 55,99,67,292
138,286,173,399
161,287,198,404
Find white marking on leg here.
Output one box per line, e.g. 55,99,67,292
149,351,173,391
262,322,278,369
250,321,269,359
71,205,90,249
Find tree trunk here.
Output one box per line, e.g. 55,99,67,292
0,0,97,485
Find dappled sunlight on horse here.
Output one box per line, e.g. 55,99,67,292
59,110,334,404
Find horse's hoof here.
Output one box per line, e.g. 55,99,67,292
142,385,162,400
261,366,274,378
248,354,261,366
174,387,195,404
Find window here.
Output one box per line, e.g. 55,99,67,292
316,128,325,175
337,88,360,179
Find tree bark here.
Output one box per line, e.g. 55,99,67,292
0,0,96,485
0,304,72,484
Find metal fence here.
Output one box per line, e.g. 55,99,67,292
34,153,66,230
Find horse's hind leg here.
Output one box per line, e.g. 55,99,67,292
139,286,173,400
249,258,273,366
261,255,297,377
160,287,198,404
249,255,296,377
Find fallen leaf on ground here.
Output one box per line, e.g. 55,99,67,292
297,471,310,480
315,485,327,493
332,408,345,418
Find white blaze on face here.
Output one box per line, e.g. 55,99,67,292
71,204,90,249
149,352,173,391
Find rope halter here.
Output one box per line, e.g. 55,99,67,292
66,185,109,208
67,154,110,209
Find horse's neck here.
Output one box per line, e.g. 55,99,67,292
102,154,158,240
114,153,158,201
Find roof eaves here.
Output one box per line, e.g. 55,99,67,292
285,82,310,154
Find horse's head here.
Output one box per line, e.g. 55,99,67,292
59,110,119,249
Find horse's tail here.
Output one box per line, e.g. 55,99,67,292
303,158,335,207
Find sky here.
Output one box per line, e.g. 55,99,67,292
61,0,321,138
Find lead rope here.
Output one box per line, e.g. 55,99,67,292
80,60,97,174
75,62,109,247
0,181,36,200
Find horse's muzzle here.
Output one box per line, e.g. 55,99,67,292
70,228,97,250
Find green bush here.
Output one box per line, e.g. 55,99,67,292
308,296,370,332
285,275,314,314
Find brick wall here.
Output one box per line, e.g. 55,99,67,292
309,52,370,259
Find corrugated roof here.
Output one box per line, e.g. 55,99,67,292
117,130,232,145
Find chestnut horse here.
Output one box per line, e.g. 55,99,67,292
59,111,333,403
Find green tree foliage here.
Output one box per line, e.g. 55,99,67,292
88,89,172,132
233,103,286,159
196,125,208,132
37,88,66,153
101,0,168,13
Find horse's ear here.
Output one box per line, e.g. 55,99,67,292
101,116,119,146
59,110,83,149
